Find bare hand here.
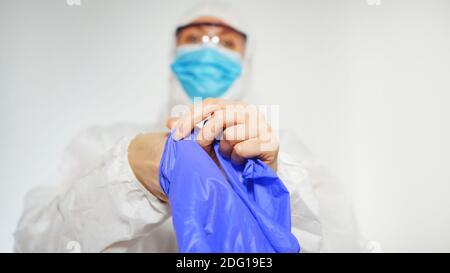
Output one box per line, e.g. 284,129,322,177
167,99,279,171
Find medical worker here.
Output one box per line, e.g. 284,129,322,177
14,2,364,252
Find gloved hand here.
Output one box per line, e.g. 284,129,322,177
128,132,169,202
166,98,279,171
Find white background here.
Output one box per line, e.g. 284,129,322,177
1,0,449,252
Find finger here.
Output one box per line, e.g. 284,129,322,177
166,117,180,130
219,123,258,158
223,123,259,145
196,107,250,148
232,138,262,164
219,139,234,159
174,99,226,140
196,110,225,149
174,99,248,140
232,135,278,161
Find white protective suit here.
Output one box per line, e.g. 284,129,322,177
14,1,366,253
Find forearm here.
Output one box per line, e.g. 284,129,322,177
128,132,168,202
14,136,170,252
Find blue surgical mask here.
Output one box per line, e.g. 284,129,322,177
171,45,242,100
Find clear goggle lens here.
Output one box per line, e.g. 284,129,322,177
176,22,247,54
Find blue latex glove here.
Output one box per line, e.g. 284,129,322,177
159,129,300,253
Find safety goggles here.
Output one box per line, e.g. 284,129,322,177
175,22,247,54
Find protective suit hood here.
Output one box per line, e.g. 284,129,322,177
167,1,254,115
